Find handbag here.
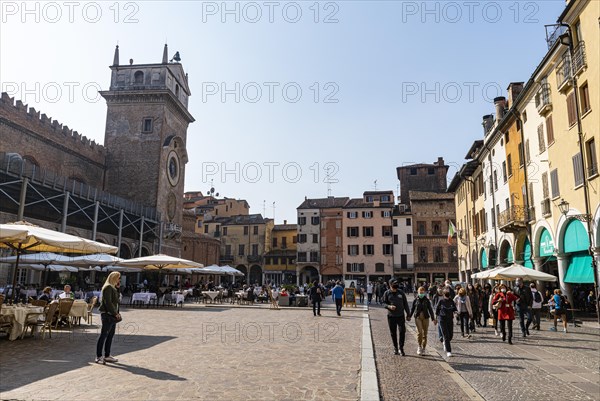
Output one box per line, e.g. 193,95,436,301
114,313,122,323
492,301,501,310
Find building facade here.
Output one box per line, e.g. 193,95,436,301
264,222,297,285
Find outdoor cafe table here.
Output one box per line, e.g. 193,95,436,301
170,292,185,305
203,291,220,302
131,292,157,305
1,305,45,341
68,300,88,320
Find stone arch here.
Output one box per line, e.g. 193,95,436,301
479,247,489,269
119,243,132,259
249,265,262,285
513,231,530,265
532,220,555,257
300,265,319,284
134,70,144,84
556,207,587,254
236,265,247,278
471,249,479,271
498,239,513,265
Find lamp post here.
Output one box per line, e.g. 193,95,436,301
558,198,599,324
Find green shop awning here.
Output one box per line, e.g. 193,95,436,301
506,247,514,264
523,238,533,268
539,229,555,257
481,249,488,269
564,252,594,284
563,220,590,253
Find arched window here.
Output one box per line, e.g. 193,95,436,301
175,84,180,97
134,71,144,84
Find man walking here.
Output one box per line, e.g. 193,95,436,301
514,278,533,337
530,282,544,330
331,281,344,316
366,282,373,304
382,279,411,355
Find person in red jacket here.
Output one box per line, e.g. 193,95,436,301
491,284,519,344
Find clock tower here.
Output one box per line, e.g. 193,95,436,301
101,44,194,256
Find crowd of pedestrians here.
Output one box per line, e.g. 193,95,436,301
375,277,587,359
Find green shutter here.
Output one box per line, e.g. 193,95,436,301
481,249,488,269
523,238,533,268
506,246,514,264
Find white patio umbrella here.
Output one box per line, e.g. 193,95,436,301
91,265,142,273
0,221,118,299
220,265,244,276
116,254,203,286
471,266,507,280
488,263,558,282
66,254,125,268
23,263,79,273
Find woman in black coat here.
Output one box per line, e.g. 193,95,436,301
309,280,323,316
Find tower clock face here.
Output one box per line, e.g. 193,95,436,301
166,151,180,187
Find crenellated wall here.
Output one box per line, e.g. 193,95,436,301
0,92,106,187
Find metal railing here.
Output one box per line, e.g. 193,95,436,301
572,41,587,74
556,53,572,90
535,83,552,113
498,205,529,228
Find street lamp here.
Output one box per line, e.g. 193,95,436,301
557,198,593,222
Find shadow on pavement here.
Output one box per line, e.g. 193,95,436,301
452,362,525,372
0,331,177,392
102,362,186,381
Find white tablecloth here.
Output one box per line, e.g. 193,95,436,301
203,291,220,301
68,300,88,319
1,305,45,341
132,292,157,305
169,293,185,304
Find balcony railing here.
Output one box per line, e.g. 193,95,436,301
572,41,587,74
247,255,262,263
541,199,552,217
220,254,234,262
556,53,572,90
498,206,529,232
535,83,552,114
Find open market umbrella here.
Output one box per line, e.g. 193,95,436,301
0,221,118,301
117,254,203,286
0,252,79,286
23,263,80,273
66,254,125,268
471,266,508,280
488,263,558,282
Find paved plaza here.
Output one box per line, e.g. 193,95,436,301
1,299,599,401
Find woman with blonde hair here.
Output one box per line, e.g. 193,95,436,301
96,272,121,364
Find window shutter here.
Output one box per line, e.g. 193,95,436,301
545,115,554,144
525,140,531,163
537,123,545,153
541,172,549,198
528,183,534,206
567,92,576,126
572,153,584,186
550,169,560,198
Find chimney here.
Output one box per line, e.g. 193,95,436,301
494,97,506,120
112,45,119,66
437,157,444,166
507,82,524,106
482,115,494,135
284,220,287,225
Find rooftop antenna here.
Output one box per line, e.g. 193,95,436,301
263,200,266,217
272,201,276,221
373,179,378,191
326,171,332,197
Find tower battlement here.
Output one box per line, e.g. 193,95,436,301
0,92,106,162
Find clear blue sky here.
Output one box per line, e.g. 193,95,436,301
1,0,566,223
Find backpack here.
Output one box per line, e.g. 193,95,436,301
554,295,562,309
533,291,542,303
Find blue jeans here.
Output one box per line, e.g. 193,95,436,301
97,313,117,358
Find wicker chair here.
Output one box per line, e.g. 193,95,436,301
30,299,48,308
20,308,46,339
86,296,98,324
0,295,14,336
55,298,74,329
22,302,59,339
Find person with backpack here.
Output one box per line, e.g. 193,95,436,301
530,283,544,330
492,284,518,344
454,288,473,338
550,289,569,333
513,278,533,337
382,279,411,355
309,280,323,316
409,286,436,355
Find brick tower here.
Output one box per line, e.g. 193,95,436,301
101,44,194,255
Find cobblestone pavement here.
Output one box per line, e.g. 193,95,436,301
0,303,363,401
369,305,476,401
371,296,600,401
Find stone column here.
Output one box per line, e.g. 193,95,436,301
533,257,546,294
557,253,573,305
